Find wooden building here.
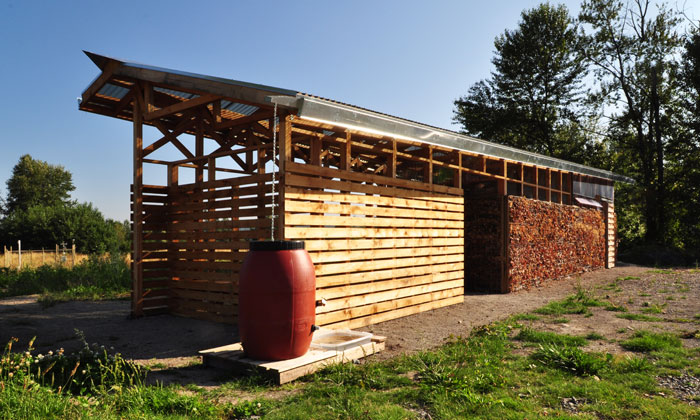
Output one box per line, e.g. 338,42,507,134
79,52,631,329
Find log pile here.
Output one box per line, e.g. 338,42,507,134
508,196,605,291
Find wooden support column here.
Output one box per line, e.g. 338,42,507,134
426,146,434,184
311,137,322,166
208,157,216,183
518,163,524,196
132,99,144,318
454,153,462,188
546,169,551,201
390,139,397,178
341,132,351,171
168,164,179,188
498,159,507,195
195,111,205,183
277,113,291,240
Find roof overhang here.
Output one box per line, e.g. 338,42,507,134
79,51,633,184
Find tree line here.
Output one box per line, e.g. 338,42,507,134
453,0,700,263
0,155,130,254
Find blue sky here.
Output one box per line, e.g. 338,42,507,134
1,0,682,221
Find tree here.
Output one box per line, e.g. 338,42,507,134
4,154,75,214
0,203,128,254
666,24,700,254
579,0,683,245
453,3,590,162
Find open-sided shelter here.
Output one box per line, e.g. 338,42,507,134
79,52,631,329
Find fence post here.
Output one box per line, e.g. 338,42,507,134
18,240,22,269
42,248,45,265
72,244,76,267
55,244,59,264
3,246,7,267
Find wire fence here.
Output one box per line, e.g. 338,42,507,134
1,242,88,269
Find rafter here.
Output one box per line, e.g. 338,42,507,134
81,60,119,106
144,93,221,121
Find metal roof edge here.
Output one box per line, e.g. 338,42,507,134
83,51,299,98
289,95,633,184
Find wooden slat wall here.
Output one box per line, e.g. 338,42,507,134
283,162,465,330
605,202,617,268
134,173,277,323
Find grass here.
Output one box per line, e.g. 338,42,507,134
616,313,665,322
515,327,587,347
620,330,682,352
0,254,129,303
641,303,666,314
534,288,606,316
511,313,540,321
2,317,699,419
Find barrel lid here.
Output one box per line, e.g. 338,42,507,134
249,240,305,251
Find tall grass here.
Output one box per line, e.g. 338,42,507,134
0,254,129,301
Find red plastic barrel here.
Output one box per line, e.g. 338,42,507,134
238,240,316,360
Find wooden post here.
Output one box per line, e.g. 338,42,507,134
71,244,76,267
3,246,7,268
195,110,204,183
498,160,507,196
426,146,433,184
55,244,59,264
391,139,397,178
132,97,144,317
277,113,291,240
42,248,45,265
341,132,351,171
168,164,179,188
454,153,462,188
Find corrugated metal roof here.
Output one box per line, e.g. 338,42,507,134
81,51,633,183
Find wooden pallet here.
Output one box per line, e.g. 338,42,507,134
199,335,386,385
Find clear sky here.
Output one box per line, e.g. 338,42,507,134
1,0,689,221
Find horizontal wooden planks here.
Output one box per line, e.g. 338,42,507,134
133,174,274,325
283,165,465,329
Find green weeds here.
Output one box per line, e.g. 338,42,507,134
621,330,682,352
515,327,587,347
534,288,605,316
531,344,611,376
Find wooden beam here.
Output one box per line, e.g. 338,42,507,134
143,112,196,157
144,93,220,121
81,60,119,105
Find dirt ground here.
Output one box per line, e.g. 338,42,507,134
1,265,698,387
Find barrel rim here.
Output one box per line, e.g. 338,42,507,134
249,240,305,251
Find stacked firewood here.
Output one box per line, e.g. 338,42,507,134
508,196,605,291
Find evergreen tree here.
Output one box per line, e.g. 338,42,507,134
453,3,589,162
